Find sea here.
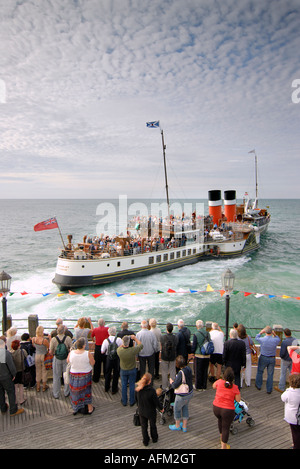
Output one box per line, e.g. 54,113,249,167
1,198,300,339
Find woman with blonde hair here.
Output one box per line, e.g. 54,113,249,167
136,372,163,446
32,326,50,392
6,327,20,351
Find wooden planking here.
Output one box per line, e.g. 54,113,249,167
0,377,292,450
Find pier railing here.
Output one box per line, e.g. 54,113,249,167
2,314,299,346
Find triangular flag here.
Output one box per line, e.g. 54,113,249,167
57,293,65,297
190,289,198,293
116,292,124,297
167,288,176,293
232,290,240,295
254,293,265,298
157,290,163,294
244,292,252,297
282,295,291,299
130,292,136,295
219,290,225,297
21,291,28,295
68,290,78,295
42,293,51,297
206,284,214,292
92,294,102,298
269,295,276,299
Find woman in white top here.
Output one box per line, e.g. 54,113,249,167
67,337,95,415
281,373,300,449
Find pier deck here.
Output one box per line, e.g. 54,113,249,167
0,375,291,450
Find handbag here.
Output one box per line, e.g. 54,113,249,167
133,408,141,426
21,350,32,387
44,351,53,370
248,337,258,365
174,370,189,394
63,362,71,385
296,404,300,426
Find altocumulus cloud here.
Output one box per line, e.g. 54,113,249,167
0,0,299,198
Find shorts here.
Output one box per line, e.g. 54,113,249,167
210,353,223,365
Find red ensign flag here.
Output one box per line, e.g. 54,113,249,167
34,217,59,232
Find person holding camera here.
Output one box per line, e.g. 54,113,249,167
255,326,280,394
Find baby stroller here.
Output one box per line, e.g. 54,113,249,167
230,399,255,435
157,387,174,425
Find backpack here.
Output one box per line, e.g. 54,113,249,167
198,331,214,355
107,336,118,360
55,335,68,360
162,335,175,361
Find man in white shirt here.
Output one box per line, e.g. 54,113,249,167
101,327,122,394
209,323,224,382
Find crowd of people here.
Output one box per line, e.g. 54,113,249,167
0,318,299,449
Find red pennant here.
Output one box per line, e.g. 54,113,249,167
244,292,252,297
92,294,102,298
167,289,176,293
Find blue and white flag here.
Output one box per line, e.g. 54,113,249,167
146,121,160,128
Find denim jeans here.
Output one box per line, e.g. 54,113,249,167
278,359,292,391
120,368,137,405
174,392,193,420
255,355,276,392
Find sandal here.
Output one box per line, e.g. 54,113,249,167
88,406,95,415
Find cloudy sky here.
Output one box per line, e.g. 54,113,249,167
1,0,299,199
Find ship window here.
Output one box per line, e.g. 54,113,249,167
188,249,191,255
170,252,174,260
193,249,196,254
149,257,154,265
182,250,186,256
107,264,110,267
163,254,168,261
117,261,121,267
156,255,161,263
176,251,181,258
131,260,134,265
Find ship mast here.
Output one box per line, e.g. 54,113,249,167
249,149,258,209
160,127,170,217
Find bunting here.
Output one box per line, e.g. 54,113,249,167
2,286,299,301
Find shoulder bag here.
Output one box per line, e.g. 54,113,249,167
174,369,189,394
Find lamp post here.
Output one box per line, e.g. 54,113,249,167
221,268,235,341
0,271,12,334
